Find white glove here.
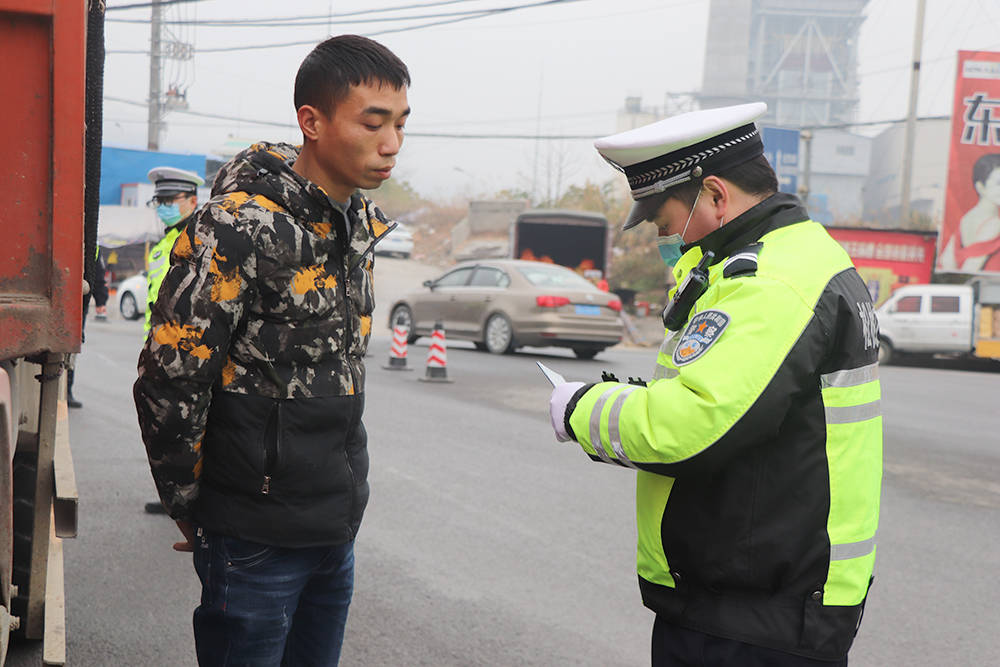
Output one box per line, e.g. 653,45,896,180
549,382,586,442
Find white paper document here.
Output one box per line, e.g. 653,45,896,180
536,361,566,387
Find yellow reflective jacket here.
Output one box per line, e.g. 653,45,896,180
565,194,882,661
144,221,187,336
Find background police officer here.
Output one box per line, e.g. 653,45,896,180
549,103,882,666
142,166,202,513
145,167,203,337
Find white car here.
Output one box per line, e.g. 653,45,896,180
117,273,147,321
375,223,414,258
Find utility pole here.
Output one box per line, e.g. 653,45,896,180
147,0,163,150
799,130,813,204
899,0,927,228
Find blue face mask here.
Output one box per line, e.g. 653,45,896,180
157,203,183,226
656,234,684,267
656,189,702,267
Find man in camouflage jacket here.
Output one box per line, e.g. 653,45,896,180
135,140,392,542
134,35,410,665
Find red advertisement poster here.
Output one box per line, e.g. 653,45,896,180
826,227,937,307
937,50,1000,275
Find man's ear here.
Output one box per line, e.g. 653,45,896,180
703,176,728,213
297,105,322,141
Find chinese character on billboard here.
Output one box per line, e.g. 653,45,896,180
937,50,1000,275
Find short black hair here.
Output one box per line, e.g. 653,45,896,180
666,154,779,208
294,35,410,115
972,153,1000,187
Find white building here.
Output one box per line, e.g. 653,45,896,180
803,130,872,223
862,118,950,227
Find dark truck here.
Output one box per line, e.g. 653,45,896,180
510,209,611,280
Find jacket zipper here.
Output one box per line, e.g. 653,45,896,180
262,402,280,495
343,400,359,539
340,209,361,538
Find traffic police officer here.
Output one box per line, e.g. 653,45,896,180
142,166,203,514
145,166,204,336
548,103,882,665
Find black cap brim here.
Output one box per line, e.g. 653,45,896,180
622,191,669,230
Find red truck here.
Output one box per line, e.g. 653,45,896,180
0,1,96,663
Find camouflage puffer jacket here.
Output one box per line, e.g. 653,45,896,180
134,142,394,546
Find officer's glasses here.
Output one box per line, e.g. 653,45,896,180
147,193,189,208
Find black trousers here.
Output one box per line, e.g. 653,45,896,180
651,616,848,667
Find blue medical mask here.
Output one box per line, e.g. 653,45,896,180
656,189,702,267
157,203,183,226
656,234,684,267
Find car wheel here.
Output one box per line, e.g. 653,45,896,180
877,338,893,365
120,291,139,320
484,313,514,354
573,347,601,360
390,304,418,343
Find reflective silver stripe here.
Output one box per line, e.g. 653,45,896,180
825,400,881,424
831,536,876,561
607,387,638,469
723,252,758,268
653,331,681,380
652,364,678,380
589,387,622,465
658,330,680,354
148,254,169,275
821,363,879,389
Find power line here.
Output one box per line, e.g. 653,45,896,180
105,96,954,139
106,0,591,54
111,5,543,28
106,0,483,23
107,0,206,11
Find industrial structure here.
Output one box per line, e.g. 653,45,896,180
698,0,868,127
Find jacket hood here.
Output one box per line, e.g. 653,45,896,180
211,142,336,219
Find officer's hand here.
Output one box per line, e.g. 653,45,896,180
549,382,585,442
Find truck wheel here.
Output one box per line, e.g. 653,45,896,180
573,347,601,360
878,339,893,365
119,292,139,320
10,452,36,640
484,314,515,354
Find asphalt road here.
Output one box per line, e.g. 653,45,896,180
7,258,1000,665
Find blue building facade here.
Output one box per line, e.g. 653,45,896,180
100,146,206,206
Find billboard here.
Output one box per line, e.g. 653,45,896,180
761,126,800,195
826,227,938,307
937,50,1000,275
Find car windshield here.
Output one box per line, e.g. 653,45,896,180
517,264,598,290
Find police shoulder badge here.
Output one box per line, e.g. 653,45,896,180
673,309,731,366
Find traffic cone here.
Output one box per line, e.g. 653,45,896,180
383,314,412,371
419,320,452,383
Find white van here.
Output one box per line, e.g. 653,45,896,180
877,282,1000,364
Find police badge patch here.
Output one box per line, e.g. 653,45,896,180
673,309,731,366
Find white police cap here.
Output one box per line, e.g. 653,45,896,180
595,102,767,230
147,166,204,197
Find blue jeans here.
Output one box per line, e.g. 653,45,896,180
192,530,354,667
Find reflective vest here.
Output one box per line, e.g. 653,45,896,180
566,199,882,660
145,222,186,336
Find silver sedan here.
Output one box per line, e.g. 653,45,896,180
387,259,624,358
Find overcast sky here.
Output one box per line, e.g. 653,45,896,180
102,0,1000,200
